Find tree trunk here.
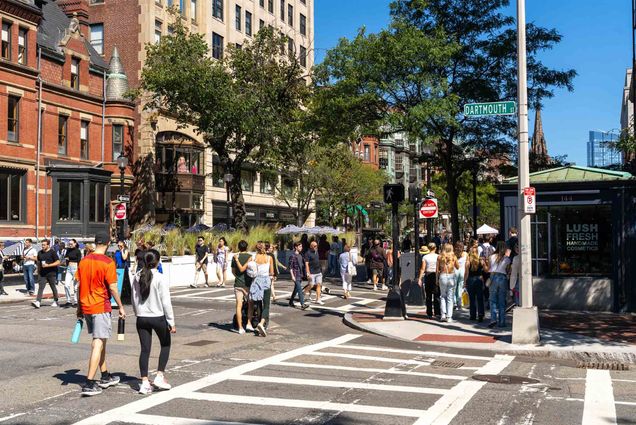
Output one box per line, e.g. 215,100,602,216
228,170,248,232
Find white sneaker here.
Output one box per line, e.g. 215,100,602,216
237,328,246,335
315,299,325,305
31,300,40,308
381,285,388,290
440,315,447,322
257,323,267,337
51,301,59,307
246,323,254,332
447,318,454,323
139,380,153,395
153,374,172,390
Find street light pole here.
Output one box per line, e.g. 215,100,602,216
116,153,129,242
472,163,478,240
512,0,540,344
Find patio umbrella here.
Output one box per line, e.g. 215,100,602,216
276,224,304,235
476,224,499,235
186,223,210,233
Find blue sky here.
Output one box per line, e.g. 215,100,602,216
314,0,632,166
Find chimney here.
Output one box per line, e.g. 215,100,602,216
57,0,90,39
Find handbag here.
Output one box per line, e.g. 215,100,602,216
347,253,357,276
246,256,258,278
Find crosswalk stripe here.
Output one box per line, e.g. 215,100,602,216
276,361,467,380
231,374,448,394
307,351,433,365
184,392,427,418
122,413,261,425
336,344,493,361
582,369,617,425
174,289,228,298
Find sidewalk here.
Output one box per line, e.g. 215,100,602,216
343,307,636,364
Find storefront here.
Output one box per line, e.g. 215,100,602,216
498,166,636,312
211,202,298,227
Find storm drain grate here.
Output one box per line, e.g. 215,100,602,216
576,361,629,371
185,340,218,347
431,360,465,369
472,374,540,385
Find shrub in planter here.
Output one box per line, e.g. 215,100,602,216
174,235,186,256
163,229,180,257
183,233,198,256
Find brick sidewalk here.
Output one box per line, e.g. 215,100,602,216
539,311,636,344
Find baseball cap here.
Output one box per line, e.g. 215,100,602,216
94,231,110,245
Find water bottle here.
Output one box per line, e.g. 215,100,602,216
71,319,83,344
117,317,125,341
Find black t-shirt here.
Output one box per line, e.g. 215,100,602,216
195,245,209,262
304,250,321,274
506,236,518,260
37,249,59,275
65,248,82,263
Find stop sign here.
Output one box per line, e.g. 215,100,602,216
419,198,439,219
114,203,127,220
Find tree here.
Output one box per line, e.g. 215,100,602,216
314,0,576,242
135,17,309,231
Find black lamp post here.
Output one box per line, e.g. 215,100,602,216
224,172,234,227
116,153,129,241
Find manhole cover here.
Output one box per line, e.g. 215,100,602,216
431,360,464,369
472,374,540,385
185,340,217,347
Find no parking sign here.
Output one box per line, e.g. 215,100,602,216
524,187,536,214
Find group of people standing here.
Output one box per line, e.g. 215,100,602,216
416,228,519,328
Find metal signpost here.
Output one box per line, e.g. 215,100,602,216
383,183,406,319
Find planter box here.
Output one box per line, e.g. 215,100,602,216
170,255,196,288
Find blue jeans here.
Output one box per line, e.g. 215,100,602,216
328,254,338,276
454,268,464,307
489,273,508,327
23,264,36,293
290,278,305,305
439,273,455,319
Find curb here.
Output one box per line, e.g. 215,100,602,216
343,312,636,365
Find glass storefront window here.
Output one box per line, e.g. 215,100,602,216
0,171,23,221
58,180,82,221
89,182,106,223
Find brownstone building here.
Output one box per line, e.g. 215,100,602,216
0,0,135,239
351,135,380,169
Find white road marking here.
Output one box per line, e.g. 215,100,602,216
582,370,616,425
545,396,584,402
174,289,228,298
119,413,261,425
307,351,433,365
185,392,427,418
413,354,515,425
231,374,448,394
616,401,636,406
336,344,493,361
277,361,467,380
0,413,25,423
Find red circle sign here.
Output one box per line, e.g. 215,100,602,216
420,198,438,218
114,203,127,220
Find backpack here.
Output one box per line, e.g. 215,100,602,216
481,244,495,259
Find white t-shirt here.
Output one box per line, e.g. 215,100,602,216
457,252,467,270
423,253,439,273
489,254,511,274
23,247,37,266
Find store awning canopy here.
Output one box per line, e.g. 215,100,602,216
477,224,499,235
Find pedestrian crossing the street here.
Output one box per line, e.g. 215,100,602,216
72,334,515,425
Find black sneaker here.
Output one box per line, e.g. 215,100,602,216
301,303,310,310
98,374,120,389
81,381,103,397
488,321,497,329
323,287,330,294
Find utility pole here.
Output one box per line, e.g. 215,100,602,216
472,163,478,240
512,0,540,344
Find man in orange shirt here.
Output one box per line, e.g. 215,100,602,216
76,232,126,396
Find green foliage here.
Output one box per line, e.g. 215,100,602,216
136,14,309,231
173,235,186,256
163,229,180,256
314,0,576,241
183,233,198,256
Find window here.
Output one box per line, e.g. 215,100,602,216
299,45,306,67
212,0,223,20
395,153,403,172
70,58,80,89
89,182,106,222
90,24,103,54
58,115,68,155
379,147,388,169
58,180,82,222
235,4,242,31
300,13,306,36
268,0,273,13
260,172,277,194
241,170,254,192
0,171,22,221
287,38,294,59
245,11,252,36
259,19,265,30
2,22,11,59
282,177,295,196
154,20,162,43
112,124,123,160
17,28,26,64
363,144,370,161
7,95,19,142
280,0,285,21
212,32,223,59
235,43,242,49
300,0,306,4
212,165,226,187
80,120,89,160
287,4,293,27
260,0,265,7
167,25,174,36
190,0,197,22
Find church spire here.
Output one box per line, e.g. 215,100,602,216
531,107,549,159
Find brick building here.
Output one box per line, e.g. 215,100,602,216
87,0,315,228
0,0,135,239
351,135,380,169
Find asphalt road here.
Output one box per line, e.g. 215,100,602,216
1,278,635,425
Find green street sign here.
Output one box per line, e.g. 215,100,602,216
464,101,517,116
